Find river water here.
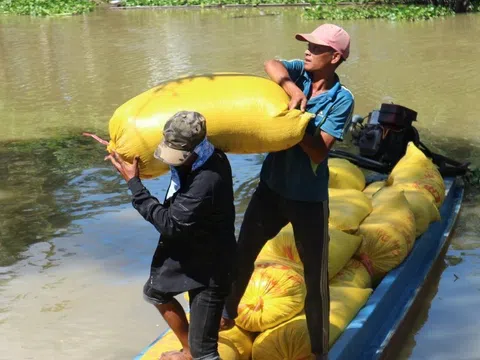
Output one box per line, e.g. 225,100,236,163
0,8,479,360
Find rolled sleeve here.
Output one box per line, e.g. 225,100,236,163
280,59,305,83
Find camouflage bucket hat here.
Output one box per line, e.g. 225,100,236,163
154,111,207,166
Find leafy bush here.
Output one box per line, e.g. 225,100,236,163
0,0,96,16
122,0,299,5
303,4,454,20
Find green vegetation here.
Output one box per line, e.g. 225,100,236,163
122,0,478,20
304,4,455,21
0,0,96,16
122,0,300,5
0,0,477,22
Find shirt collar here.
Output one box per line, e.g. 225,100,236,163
305,72,341,101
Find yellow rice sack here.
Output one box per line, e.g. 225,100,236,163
219,326,255,360
106,73,313,179
251,287,372,359
140,326,239,360
330,259,372,289
328,158,366,191
255,224,303,273
355,188,416,282
387,142,445,207
328,229,363,279
384,184,441,237
255,226,363,280
236,264,306,332
363,180,386,199
329,188,373,233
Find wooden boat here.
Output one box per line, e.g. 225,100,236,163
329,176,464,359
134,175,464,360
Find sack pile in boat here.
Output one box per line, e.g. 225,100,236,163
101,73,314,179
254,224,363,280
357,142,445,282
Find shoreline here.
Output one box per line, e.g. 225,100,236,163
107,2,385,10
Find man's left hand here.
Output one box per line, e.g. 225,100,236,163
105,151,140,182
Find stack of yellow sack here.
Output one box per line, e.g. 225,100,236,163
330,259,372,289
251,287,372,360
255,224,363,280
329,188,373,233
355,188,416,283
104,73,313,179
219,326,256,360
387,142,445,207
236,264,306,332
363,180,386,199
372,183,440,237
329,158,366,191
363,144,442,237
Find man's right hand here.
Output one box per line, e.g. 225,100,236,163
219,316,235,331
288,89,308,112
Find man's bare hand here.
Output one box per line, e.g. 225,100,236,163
288,89,307,112
105,151,140,182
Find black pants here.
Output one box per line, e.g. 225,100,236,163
144,284,227,360
223,181,330,355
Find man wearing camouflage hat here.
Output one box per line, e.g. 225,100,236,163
106,111,236,360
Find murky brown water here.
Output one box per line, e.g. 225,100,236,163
0,8,479,360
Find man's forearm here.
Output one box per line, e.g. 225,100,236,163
127,177,172,234
299,133,329,164
264,60,297,96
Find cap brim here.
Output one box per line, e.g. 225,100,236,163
295,33,330,47
154,141,192,166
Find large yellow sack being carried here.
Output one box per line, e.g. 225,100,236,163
140,327,239,360
329,188,373,233
251,287,372,359
384,184,441,237
330,259,372,289
106,73,313,179
255,226,363,280
355,188,416,282
219,326,255,360
329,158,366,191
236,264,306,332
363,180,386,198
387,142,445,207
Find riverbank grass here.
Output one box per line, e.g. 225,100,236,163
304,4,455,20
0,0,477,19
0,0,96,16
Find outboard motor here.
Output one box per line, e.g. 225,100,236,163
331,103,470,176
351,104,419,168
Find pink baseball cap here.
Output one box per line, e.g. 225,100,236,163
295,24,350,60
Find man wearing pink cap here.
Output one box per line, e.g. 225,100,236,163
222,24,354,360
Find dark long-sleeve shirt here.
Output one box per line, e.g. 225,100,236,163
128,149,236,293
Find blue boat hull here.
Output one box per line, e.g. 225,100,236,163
329,177,464,360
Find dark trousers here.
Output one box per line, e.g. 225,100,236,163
188,287,227,360
144,284,227,360
224,181,330,355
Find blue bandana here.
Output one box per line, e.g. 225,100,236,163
166,138,215,200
